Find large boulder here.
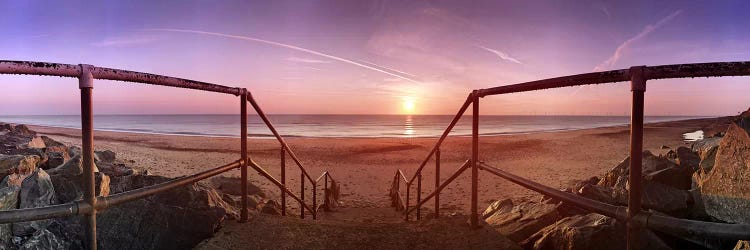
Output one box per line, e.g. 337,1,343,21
484,199,566,242
521,213,670,250
701,108,750,224
675,147,700,172
40,136,71,170
0,185,20,245
96,182,236,250
16,228,69,250
13,169,56,236
0,155,40,182
47,155,109,204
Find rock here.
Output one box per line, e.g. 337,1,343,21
50,172,109,204
0,155,40,182
482,199,513,219
736,240,750,250
577,184,617,205
701,111,750,224
221,193,261,211
598,151,675,188
96,182,235,250
0,185,20,245
94,150,116,163
208,176,266,198
644,166,692,190
521,213,671,250
640,181,691,217
46,154,97,177
675,147,700,172
17,229,69,250
40,136,70,170
691,136,722,158
484,200,565,242
259,200,282,215
25,137,46,149
108,174,169,194
13,169,56,236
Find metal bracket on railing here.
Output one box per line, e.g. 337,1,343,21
79,64,94,89
629,66,647,92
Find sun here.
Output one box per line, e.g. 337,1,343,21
402,97,416,114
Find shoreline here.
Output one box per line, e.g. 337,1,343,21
15,116,728,215
0,116,715,140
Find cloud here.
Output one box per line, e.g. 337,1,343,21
593,10,683,71
93,35,162,47
150,28,422,84
286,56,331,64
475,45,523,64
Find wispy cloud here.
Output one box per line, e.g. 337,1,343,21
593,10,683,71
93,35,162,47
475,45,523,65
286,56,331,64
150,28,422,84
358,60,419,78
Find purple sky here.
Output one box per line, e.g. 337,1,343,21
1,0,749,116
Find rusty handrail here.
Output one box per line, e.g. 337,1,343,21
0,60,242,95
479,162,750,241
477,61,750,97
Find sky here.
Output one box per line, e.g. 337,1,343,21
1,0,749,116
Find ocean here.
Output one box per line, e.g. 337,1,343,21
0,115,704,139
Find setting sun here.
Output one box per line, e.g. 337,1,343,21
402,97,416,114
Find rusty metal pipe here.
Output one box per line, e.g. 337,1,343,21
313,182,317,220
470,92,479,228
0,61,241,95
417,173,422,220
406,160,470,215
301,171,305,219
0,202,88,224
435,148,440,218
246,95,314,183
627,66,647,250
281,147,286,216
79,65,97,250
240,90,249,223
408,94,473,184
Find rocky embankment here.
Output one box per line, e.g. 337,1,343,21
483,108,750,250
0,123,278,249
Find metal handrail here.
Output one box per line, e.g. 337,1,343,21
405,160,470,215
479,162,750,242
389,61,750,249
0,60,338,249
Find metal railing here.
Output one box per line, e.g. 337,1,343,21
0,60,337,250
390,61,750,249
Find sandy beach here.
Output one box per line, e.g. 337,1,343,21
24,117,724,215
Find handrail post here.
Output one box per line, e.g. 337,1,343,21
240,89,249,223
324,174,329,210
79,64,97,250
627,66,647,250
416,173,422,220
435,148,440,218
301,171,305,219
313,182,317,220
470,91,479,228
281,147,286,216
405,181,410,221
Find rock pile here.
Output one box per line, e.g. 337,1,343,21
0,123,268,250
483,108,750,250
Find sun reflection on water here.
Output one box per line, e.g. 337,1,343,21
403,115,415,137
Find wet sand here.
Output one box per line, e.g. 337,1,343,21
25,117,723,215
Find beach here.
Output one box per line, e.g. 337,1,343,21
24,117,723,215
